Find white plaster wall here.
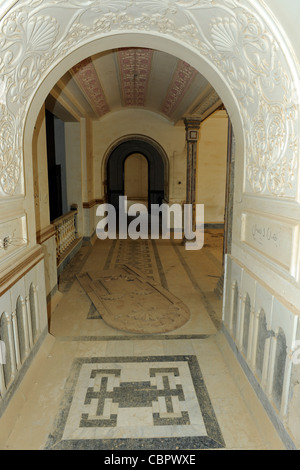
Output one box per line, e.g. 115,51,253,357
223,255,299,448
40,236,57,299
32,104,50,233
196,111,228,224
32,106,58,301
263,0,300,60
83,205,98,242
64,119,95,239
65,122,83,236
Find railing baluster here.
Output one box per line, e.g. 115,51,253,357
52,210,78,264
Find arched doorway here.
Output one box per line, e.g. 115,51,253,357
106,136,168,212
1,1,300,447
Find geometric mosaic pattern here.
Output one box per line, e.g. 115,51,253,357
45,356,225,450
114,239,154,279
87,240,159,320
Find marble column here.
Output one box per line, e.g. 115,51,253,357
184,118,201,235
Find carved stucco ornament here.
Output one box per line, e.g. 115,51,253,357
0,0,298,198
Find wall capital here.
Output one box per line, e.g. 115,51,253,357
184,118,201,142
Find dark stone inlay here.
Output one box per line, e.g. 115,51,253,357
57,334,212,342
80,413,118,428
149,367,180,376
44,436,222,450
171,240,221,330
45,355,225,450
242,294,251,355
87,304,102,320
90,369,121,378
80,367,186,428
232,283,239,339
273,328,287,411
153,411,190,426
165,394,173,413
256,309,273,380
104,238,167,292
114,240,154,278
151,239,169,289
59,243,92,293
104,239,117,270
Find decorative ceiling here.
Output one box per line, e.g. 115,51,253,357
46,48,223,124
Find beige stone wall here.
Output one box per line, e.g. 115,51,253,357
93,109,187,204
32,105,57,301
65,119,97,239
196,111,228,224
40,236,57,301
124,153,148,200
93,108,228,223
65,122,83,235
86,117,94,203
32,104,50,233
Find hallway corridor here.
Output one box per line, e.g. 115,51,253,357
0,231,285,450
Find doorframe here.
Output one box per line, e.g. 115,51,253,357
103,134,170,209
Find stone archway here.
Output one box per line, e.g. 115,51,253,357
106,136,168,210
0,1,297,255
1,0,300,446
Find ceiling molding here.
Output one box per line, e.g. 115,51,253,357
71,57,110,118
47,48,221,125
161,60,198,118
56,77,89,118
117,48,154,107
46,88,81,122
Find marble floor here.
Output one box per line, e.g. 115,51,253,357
0,231,286,450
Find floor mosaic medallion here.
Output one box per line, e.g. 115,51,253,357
76,265,190,334
45,355,225,450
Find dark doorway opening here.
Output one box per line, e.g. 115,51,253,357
107,138,166,213
45,110,68,221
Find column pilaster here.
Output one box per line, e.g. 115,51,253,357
184,118,201,239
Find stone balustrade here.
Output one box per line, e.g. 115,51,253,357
52,211,78,264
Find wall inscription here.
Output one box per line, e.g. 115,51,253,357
251,224,281,249
241,212,299,279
